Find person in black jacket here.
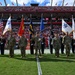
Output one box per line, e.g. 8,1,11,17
71,35,75,54
0,37,1,54
49,35,54,54
0,35,6,55
60,34,65,54
30,34,35,54
41,35,45,54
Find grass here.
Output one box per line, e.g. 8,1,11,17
0,55,37,75
0,54,75,75
40,54,75,75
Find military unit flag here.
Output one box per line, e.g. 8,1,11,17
72,16,75,39
18,18,24,36
3,16,12,35
62,19,72,34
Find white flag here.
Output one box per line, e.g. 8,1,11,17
72,16,75,39
3,16,12,35
62,19,72,34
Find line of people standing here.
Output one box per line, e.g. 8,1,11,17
48,32,75,57
30,32,45,56
0,31,75,58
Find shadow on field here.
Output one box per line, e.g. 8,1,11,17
39,54,75,62
0,55,9,57
40,58,75,62
0,54,75,62
0,54,36,61
14,55,36,61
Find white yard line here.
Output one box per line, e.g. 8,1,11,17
36,55,42,75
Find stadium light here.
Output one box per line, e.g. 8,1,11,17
4,0,7,6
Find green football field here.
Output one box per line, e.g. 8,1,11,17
0,54,75,75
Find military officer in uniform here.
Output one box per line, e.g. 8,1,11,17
19,34,27,58
53,33,61,57
34,32,41,56
8,32,16,57
64,32,71,57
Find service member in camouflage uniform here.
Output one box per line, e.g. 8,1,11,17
19,34,27,58
34,32,41,56
64,32,71,57
8,32,16,57
53,33,61,57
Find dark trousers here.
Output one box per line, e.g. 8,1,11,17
30,45,34,54
66,45,70,56
21,47,25,58
41,44,45,54
61,44,64,54
50,45,53,54
55,49,59,57
72,45,75,53
9,47,14,57
1,45,4,55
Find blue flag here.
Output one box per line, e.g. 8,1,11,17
40,17,44,31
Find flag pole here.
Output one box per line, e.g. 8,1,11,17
62,0,64,6
51,0,53,6
73,0,75,6
50,14,53,36
40,13,43,34
1,13,3,19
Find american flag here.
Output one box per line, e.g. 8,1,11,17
0,19,3,35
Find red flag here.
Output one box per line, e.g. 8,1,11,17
18,18,24,36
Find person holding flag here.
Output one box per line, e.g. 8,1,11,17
64,32,71,57
18,16,27,58
8,31,16,57
29,15,34,54
62,19,72,56
40,14,45,54
4,16,16,57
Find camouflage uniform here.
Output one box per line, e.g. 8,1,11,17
8,36,16,57
53,36,61,57
34,36,41,56
19,35,27,58
64,35,71,57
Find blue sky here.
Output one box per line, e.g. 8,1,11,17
0,0,75,6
